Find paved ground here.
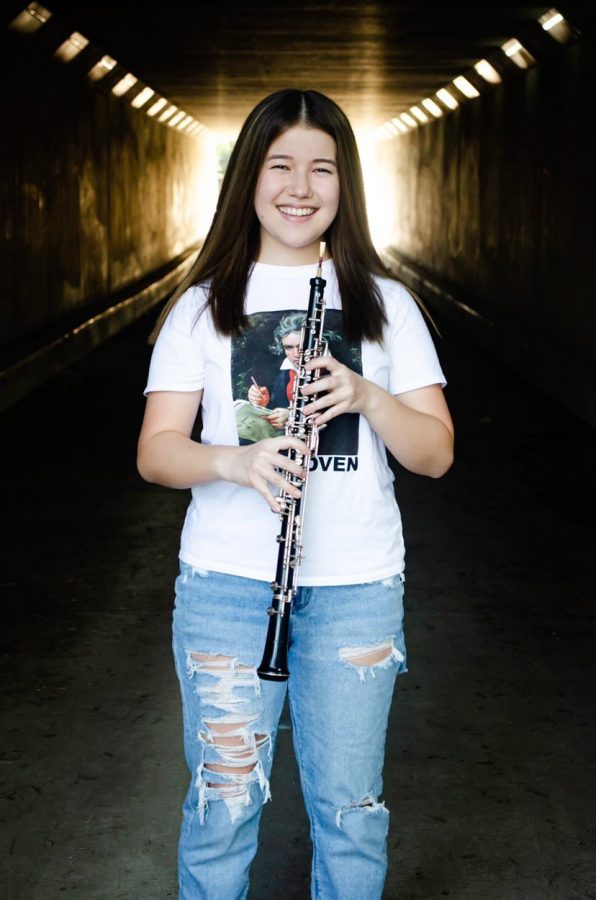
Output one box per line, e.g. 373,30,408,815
1,310,594,899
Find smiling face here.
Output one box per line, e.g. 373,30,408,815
254,124,340,265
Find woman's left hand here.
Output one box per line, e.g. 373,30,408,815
301,355,369,425
302,354,454,478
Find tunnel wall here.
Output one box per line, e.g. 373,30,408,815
0,29,214,352
376,34,596,368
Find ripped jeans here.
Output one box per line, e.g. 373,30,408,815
172,560,407,900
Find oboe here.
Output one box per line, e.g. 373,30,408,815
257,243,328,682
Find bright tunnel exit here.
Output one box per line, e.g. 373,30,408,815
358,129,398,252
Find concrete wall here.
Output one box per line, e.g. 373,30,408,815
0,28,215,352
375,33,596,367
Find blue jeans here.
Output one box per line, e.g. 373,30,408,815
172,561,407,900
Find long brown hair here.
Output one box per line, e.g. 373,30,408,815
154,89,392,342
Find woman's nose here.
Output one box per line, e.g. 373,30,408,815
288,171,312,198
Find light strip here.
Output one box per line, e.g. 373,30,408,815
538,8,571,42
502,38,535,69
27,2,50,23
131,87,155,109
540,10,564,31
168,110,186,128
383,121,400,137
410,105,429,123
9,4,211,140
453,75,480,99
370,5,580,146
10,3,51,33
88,55,117,82
158,105,177,123
112,73,138,97
400,112,417,128
474,59,502,84
422,98,443,118
503,38,523,57
147,97,168,117
436,88,459,110
391,118,409,134
55,32,89,63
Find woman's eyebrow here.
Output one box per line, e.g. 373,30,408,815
266,154,337,167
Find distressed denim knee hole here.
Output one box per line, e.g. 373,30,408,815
335,794,389,829
186,649,272,822
338,638,405,682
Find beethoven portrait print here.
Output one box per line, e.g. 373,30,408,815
231,309,362,461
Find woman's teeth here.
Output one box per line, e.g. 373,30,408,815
278,206,316,217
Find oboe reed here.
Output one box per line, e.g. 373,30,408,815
317,241,326,278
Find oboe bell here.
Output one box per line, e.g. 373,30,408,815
257,244,327,682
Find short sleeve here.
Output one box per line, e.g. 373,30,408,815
144,286,207,395
383,281,446,395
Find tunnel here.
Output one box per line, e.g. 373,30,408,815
1,1,595,898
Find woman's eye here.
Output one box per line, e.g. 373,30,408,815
314,167,333,175
271,164,290,171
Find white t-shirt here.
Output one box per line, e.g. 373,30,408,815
145,259,445,585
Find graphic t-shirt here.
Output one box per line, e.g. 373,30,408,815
145,260,446,585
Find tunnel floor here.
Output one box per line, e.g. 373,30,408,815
1,310,594,900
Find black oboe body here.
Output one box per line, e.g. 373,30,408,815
257,247,328,681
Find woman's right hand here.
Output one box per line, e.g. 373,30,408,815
224,435,310,512
138,391,310,511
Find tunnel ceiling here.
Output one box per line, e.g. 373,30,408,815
11,0,590,131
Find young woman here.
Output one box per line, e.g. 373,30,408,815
138,88,454,900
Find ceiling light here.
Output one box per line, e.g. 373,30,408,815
382,121,400,137
474,59,501,84
10,3,51,33
538,8,573,42
168,110,186,128
539,9,564,31
54,32,89,63
421,98,443,118
131,87,155,109
147,97,168,117
111,73,137,97
436,88,459,110
453,76,480,99
391,118,409,134
158,105,177,123
400,112,417,128
177,115,194,131
88,55,117,82
410,105,429,123
503,39,522,57
502,38,535,69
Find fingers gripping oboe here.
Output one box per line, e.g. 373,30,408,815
257,243,328,681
